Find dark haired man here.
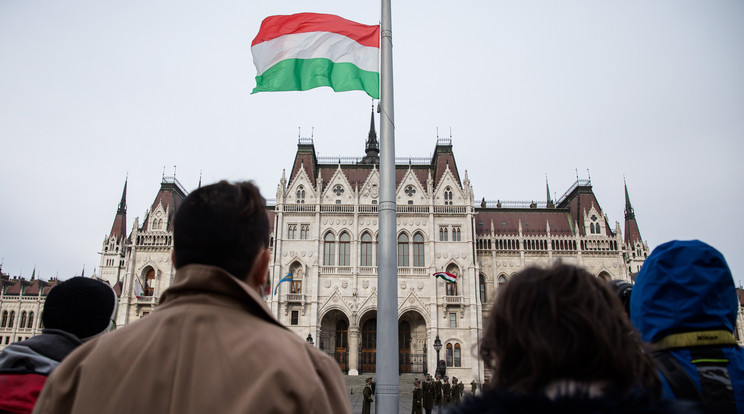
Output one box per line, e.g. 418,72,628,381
34,181,350,414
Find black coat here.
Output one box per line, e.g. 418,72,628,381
445,387,701,414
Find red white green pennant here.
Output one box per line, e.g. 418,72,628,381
433,272,457,284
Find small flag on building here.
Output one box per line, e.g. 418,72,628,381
251,13,380,98
273,272,293,295
433,272,457,284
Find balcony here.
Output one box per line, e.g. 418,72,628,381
135,295,157,304
319,266,353,274
398,267,429,276
434,205,467,214
286,293,305,303
444,296,464,305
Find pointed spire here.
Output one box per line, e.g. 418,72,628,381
31,266,36,280
546,175,552,204
360,105,380,164
198,171,202,188
81,264,85,277
624,178,635,219
623,178,643,246
110,176,128,240
118,175,128,215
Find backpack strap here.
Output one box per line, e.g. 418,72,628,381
651,349,702,402
689,347,736,414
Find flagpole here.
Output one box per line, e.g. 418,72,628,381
377,0,399,412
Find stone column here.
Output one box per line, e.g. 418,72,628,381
348,327,360,375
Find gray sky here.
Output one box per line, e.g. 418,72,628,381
1,1,742,286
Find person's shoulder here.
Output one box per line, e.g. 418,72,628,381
446,388,702,414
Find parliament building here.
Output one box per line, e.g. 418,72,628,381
92,112,660,384
3,115,743,383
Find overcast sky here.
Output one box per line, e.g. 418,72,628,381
1,1,742,286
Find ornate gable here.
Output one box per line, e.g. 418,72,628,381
396,167,427,205
286,166,315,205
359,167,380,204
322,165,354,204
433,166,465,206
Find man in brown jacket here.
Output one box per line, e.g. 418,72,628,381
33,181,351,414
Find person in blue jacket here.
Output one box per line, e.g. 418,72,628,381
630,240,744,413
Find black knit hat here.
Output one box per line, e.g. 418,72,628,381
43,277,117,340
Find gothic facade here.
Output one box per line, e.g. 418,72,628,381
92,114,660,384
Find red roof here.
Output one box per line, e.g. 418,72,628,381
475,209,574,236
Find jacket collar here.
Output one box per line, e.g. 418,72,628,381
158,264,284,330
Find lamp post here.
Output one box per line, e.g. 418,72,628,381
433,335,442,376
306,333,314,346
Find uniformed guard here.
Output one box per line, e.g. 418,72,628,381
434,375,443,412
442,376,451,406
422,374,434,414
362,377,373,414
451,377,463,405
470,379,477,394
412,378,423,414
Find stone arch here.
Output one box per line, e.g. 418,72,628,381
598,270,612,282
399,309,428,374
445,262,461,296
319,309,351,373
140,265,157,296
358,308,378,374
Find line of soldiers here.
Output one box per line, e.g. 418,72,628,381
413,374,465,414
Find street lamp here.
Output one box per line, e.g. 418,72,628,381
433,335,442,376
306,333,314,346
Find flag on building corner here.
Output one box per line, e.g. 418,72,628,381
273,272,293,295
251,13,380,99
433,272,457,284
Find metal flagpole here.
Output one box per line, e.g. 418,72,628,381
376,0,399,412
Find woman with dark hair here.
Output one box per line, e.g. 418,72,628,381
448,264,698,414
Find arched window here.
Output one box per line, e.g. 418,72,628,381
439,227,448,241
20,311,27,328
413,233,425,267
498,275,506,289
479,275,486,303
446,265,459,296
339,232,350,266
360,232,373,266
446,343,453,367
296,186,305,204
444,187,453,206
27,312,34,329
290,263,303,294
397,233,409,267
324,233,336,265
454,343,462,367
453,227,461,241
1,311,7,327
144,268,155,296
590,223,595,234
8,311,15,328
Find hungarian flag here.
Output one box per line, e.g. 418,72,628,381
251,13,380,98
433,272,457,284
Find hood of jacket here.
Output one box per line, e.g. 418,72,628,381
630,240,737,343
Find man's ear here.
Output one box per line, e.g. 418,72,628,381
247,248,270,292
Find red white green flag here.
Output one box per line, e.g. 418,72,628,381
433,272,457,284
251,13,380,99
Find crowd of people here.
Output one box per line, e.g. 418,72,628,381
0,180,741,413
